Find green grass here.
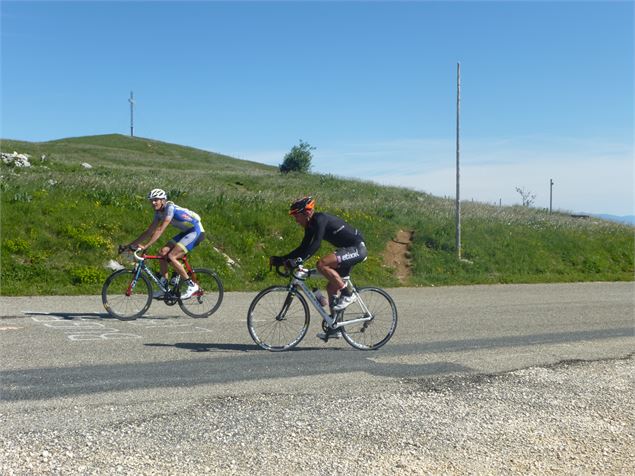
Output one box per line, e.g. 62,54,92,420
1,134,633,295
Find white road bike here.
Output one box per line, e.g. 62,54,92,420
247,260,397,351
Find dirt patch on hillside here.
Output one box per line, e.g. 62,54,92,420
382,230,414,283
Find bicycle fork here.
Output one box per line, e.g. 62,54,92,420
277,289,297,321
126,265,145,296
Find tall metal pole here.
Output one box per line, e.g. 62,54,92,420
129,91,135,137
455,62,461,260
549,178,554,213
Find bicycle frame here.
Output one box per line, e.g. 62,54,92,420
287,267,373,330
126,249,194,296
104,245,224,321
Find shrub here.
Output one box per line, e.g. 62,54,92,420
70,266,104,285
4,238,30,254
279,140,314,174
60,224,111,250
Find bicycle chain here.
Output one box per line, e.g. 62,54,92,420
163,292,180,306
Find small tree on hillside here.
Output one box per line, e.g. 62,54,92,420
279,140,315,174
515,186,536,207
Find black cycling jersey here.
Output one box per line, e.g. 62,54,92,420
283,212,364,262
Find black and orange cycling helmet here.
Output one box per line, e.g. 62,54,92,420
289,196,315,215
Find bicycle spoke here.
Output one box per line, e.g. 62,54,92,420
340,287,397,350
102,269,152,320
247,286,309,351
178,268,223,318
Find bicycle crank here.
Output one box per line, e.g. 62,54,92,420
163,293,179,306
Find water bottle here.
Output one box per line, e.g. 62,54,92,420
313,288,328,307
170,273,181,287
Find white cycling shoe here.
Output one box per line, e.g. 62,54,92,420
180,282,199,299
333,294,357,311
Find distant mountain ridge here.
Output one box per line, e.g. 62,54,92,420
590,214,635,226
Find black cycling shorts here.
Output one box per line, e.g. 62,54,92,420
335,242,367,277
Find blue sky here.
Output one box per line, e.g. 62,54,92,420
1,1,633,215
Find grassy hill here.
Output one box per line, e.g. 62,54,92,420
1,134,633,295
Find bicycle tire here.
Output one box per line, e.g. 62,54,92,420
102,269,152,320
177,268,224,318
340,287,398,350
247,286,310,351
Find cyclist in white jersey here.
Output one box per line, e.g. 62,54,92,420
127,188,205,299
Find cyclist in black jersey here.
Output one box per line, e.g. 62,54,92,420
270,197,367,339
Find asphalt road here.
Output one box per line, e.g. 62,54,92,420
1,281,633,403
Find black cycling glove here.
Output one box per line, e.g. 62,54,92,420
284,258,298,269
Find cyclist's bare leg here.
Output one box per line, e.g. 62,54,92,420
167,246,189,280
317,253,345,298
158,244,173,279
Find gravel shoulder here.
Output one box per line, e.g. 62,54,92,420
1,356,633,475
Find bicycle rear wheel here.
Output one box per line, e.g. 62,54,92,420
178,268,224,318
102,269,152,320
340,287,398,350
247,286,309,351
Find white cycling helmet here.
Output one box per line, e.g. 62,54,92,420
147,188,167,200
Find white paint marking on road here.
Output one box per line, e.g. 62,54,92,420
68,333,142,341
22,310,214,341
27,315,143,341
128,320,194,329
173,326,214,335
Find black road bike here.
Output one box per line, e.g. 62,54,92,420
102,246,223,320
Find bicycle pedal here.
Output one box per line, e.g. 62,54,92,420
316,330,342,342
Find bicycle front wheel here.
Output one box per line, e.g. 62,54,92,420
102,269,152,320
340,287,398,350
247,286,310,351
178,268,224,318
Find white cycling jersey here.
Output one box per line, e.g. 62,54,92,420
153,201,205,233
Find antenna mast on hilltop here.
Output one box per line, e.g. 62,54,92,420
129,91,135,137
455,62,461,260
550,178,554,213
